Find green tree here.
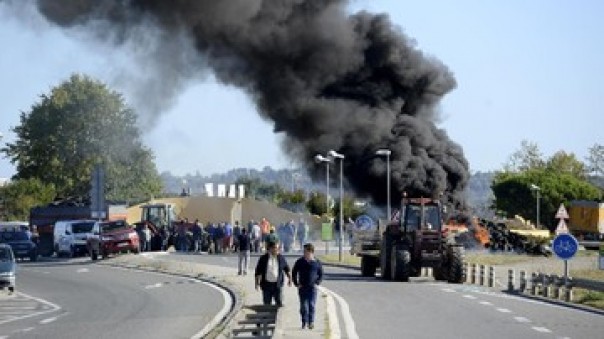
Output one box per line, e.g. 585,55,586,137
586,143,604,177
503,140,544,172
1,74,162,202
0,178,56,220
333,195,367,220
545,151,586,179
492,169,601,230
306,191,330,216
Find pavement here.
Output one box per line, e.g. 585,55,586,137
102,251,328,338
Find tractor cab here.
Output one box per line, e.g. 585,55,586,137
401,198,443,232
140,203,176,229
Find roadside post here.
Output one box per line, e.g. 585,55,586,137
599,243,604,270
321,221,333,254
552,203,577,285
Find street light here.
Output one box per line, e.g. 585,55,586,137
530,184,541,228
328,150,345,262
376,149,392,221
314,154,332,214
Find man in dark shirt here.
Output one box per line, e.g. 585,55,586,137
292,243,323,329
237,228,251,275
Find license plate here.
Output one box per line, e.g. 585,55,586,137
117,242,129,247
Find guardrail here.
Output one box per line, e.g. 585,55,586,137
464,263,604,303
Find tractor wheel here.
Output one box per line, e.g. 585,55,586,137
433,266,448,281
447,246,465,284
391,247,410,282
91,250,98,261
380,235,392,280
361,256,378,277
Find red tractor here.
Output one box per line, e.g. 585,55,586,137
356,197,465,283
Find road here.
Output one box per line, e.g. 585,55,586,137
169,251,604,339
0,258,227,339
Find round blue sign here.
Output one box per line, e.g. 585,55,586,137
552,234,579,260
355,215,375,231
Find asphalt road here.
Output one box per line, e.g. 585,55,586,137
0,258,226,339
169,251,604,339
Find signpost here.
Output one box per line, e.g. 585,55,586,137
552,203,576,284
321,222,333,254
90,164,106,220
599,243,604,270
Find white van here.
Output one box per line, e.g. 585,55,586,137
54,220,97,257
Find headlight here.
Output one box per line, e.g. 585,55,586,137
102,236,113,241
0,271,15,277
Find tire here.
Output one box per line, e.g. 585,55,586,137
91,250,98,261
433,266,448,281
361,256,377,277
447,246,465,284
380,234,392,280
30,253,38,262
391,247,410,282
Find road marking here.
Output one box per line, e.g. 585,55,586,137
77,268,89,273
190,281,232,339
322,288,341,338
0,292,61,325
144,283,163,289
463,294,477,299
319,286,359,339
514,316,531,323
479,301,492,306
531,326,552,333
40,317,57,324
441,288,456,293
496,308,512,313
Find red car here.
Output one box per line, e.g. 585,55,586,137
88,220,140,259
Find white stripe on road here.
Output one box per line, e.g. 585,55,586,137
514,316,531,323
319,286,359,339
321,288,341,338
39,317,58,324
479,301,492,306
0,292,61,325
144,283,163,289
441,288,456,293
463,295,477,299
76,268,89,273
189,280,231,339
531,326,552,333
496,308,512,313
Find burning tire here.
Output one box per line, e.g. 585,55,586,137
447,246,465,284
380,234,392,280
361,256,378,277
391,246,410,282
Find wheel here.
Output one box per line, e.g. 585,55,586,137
380,234,392,280
30,253,38,262
391,247,410,282
433,266,448,281
8,286,14,294
361,256,377,277
91,250,98,261
447,246,465,284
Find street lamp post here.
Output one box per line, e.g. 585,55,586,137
376,149,392,221
530,184,541,228
328,150,345,262
315,154,332,254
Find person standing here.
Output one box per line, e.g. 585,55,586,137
292,243,323,329
254,242,292,307
223,221,233,253
143,224,152,252
233,221,242,252
297,218,308,251
251,221,261,253
192,220,203,253
237,228,251,275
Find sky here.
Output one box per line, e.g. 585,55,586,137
0,0,602,179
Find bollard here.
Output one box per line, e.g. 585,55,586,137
471,264,477,285
530,272,537,295
552,275,560,299
519,271,526,293
564,277,573,302
507,269,515,292
488,266,495,288
479,265,485,286
542,274,549,298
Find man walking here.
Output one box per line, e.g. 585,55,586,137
292,243,323,329
254,242,292,307
237,228,251,275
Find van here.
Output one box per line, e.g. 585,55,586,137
53,220,97,257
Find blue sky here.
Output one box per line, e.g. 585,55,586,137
0,0,602,179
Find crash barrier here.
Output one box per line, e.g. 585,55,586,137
464,265,604,303
231,304,278,338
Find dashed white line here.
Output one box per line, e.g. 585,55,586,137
479,301,493,306
463,294,477,299
496,308,512,313
441,288,456,293
39,317,58,324
531,326,552,333
144,283,163,289
76,268,89,273
514,316,531,323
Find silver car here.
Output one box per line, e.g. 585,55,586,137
0,243,16,293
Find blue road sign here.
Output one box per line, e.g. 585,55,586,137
355,215,375,231
552,233,579,260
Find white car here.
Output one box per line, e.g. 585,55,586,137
0,244,16,293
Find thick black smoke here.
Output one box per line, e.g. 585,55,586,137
32,0,469,207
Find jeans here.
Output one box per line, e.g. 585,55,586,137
238,250,250,274
298,286,317,325
262,282,283,306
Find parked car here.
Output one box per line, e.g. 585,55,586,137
0,244,16,293
53,220,97,257
0,230,38,261
87,220,140,259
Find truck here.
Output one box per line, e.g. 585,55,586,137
351,196,465,283
29,199,128,257
568,200,604,246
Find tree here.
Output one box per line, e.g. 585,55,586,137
0,178,56,220
545,151,586,179
492,169,601,230
306,191,330,216
333,195,367,220
586,143,604,177
1,74,162,202
503,140,544,172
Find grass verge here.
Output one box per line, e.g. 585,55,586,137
318,253,361,266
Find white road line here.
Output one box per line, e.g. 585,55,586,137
76,268,89,273
39,317,57,324
319,286,359,339
496,308,512,313
441,288,456,293
0,292,61,325
144,283,163,289
189,280,231,339
479,301,492,306
463,295,477,299
321,288,341,338
531,326,552,333
513,316,531,323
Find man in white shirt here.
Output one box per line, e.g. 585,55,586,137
254,241,292,306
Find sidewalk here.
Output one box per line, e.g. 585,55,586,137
104,253,327,338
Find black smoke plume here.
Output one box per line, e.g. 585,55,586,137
31,0,469,207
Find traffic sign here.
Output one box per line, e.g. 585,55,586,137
552,233,578,260
555,204,569,219
355,215,375,231
555,219,569,235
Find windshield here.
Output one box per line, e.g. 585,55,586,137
0,246,14,261
72,222,95,233
0,231,30,242
101,221,130,232
404,204,442,230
